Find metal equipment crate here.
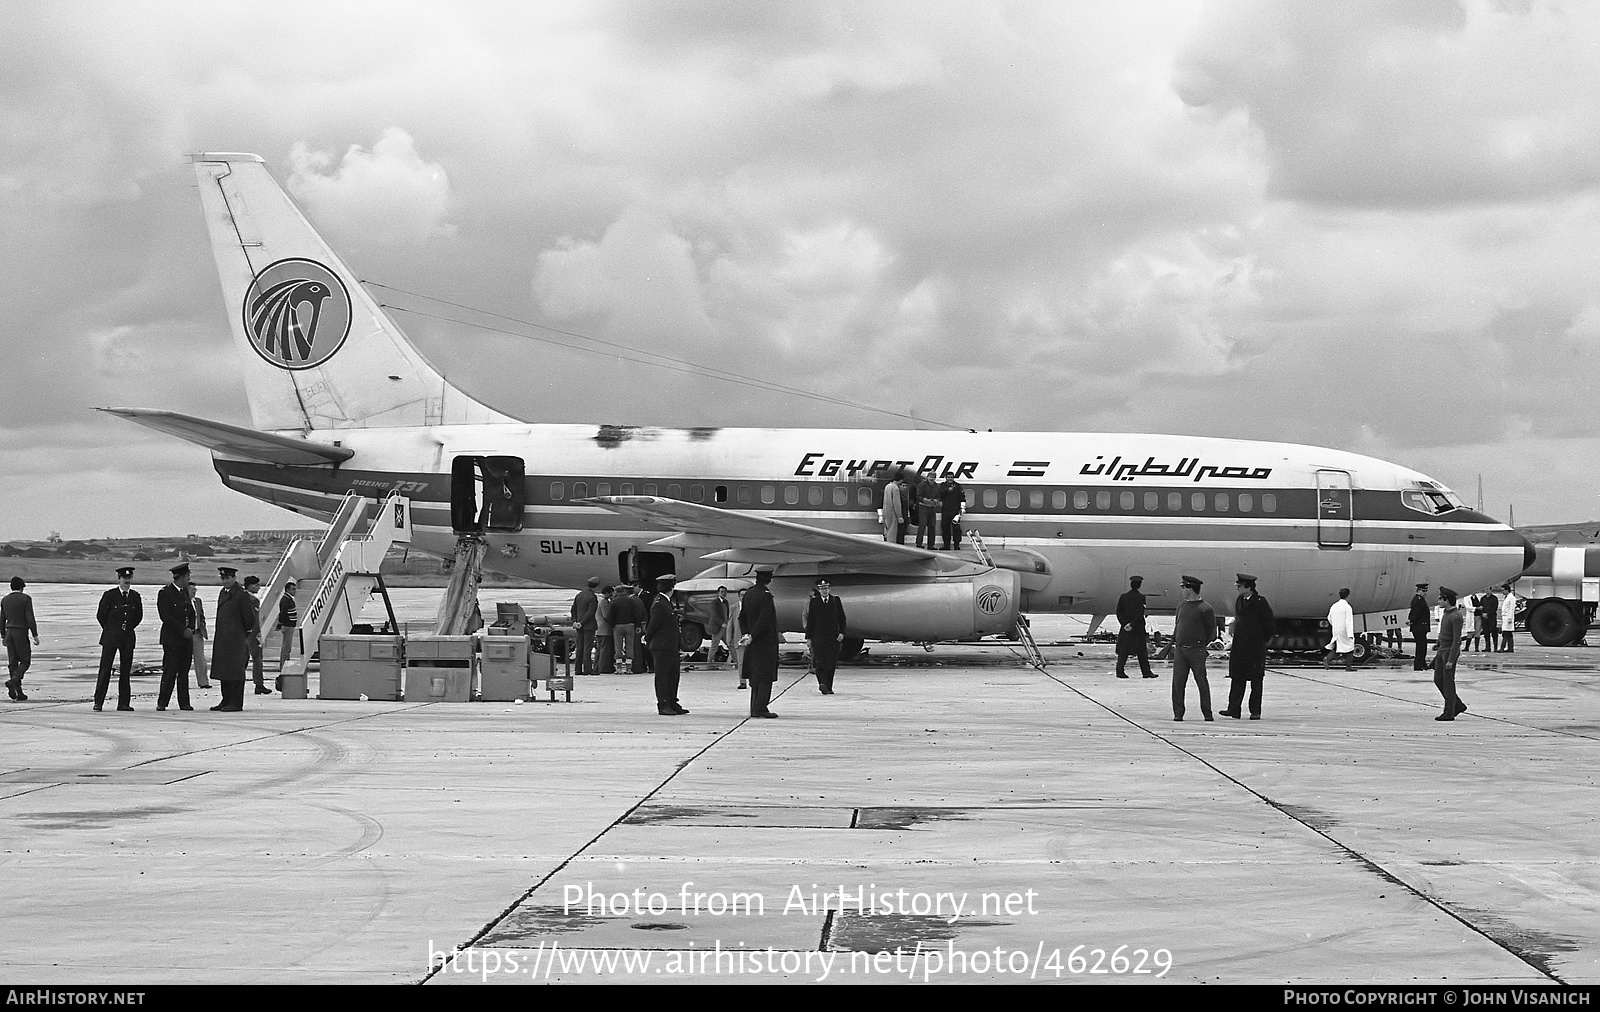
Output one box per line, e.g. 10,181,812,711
317,635,404,701
406,635,476,702
479,634,532,701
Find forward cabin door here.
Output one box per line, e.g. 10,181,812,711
1315,469,1354,549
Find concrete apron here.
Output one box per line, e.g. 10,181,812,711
0,646,1595,984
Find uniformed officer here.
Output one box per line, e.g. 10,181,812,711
571,576,600,675
155,562,197,711
94,566,143,711
644,574,686,715
211,566,258,712
1409,583,1431,671
804,578,847,694
1114,575,1156,679
741,568,781,718
1221,573,1275,720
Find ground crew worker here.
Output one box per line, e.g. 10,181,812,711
645,574,686,715
1115,575,1156,679
1171,575,1214,721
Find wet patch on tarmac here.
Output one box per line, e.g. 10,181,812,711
1271,803,1342,833
623,804,854,828
13,805,190,830
1455,908,1580,982
828,912,1011,952
1420,859,1466,866
854,807,972,831
478,905,615,945
0,768,210,785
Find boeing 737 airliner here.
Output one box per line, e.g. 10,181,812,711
104,153,1533,648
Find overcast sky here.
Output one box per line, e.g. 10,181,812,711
2,0,1598,540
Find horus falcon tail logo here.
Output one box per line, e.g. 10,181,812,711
242,258,352,370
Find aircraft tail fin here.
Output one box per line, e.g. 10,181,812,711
190,152,517,431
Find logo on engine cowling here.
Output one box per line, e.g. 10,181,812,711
242,257,352,370
976,586,1008,615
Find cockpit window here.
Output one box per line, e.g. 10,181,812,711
1401,489,1461,515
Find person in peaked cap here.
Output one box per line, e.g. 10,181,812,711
3,576,40,701
1115,575,1156,679
571,576,600,676
1221,573,1275,720
94,566,143,711
741,568,780,717
1170,576,1215,721
645,574,686,714
1409,582,1432,671
241,575,266,693
156,562,197,712
1432,587,1467,721
210,566,257,712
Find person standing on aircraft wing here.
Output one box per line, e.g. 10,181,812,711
741,568,780,717
571,577,599,676
1170,576,1215,721
804,579,847,695
1221,574,1275,720
881,478,903,544
94,566,142,712
156,562,196,712
1115,576,1157,679
914,474,940,549
939,478,965,550
1433,587,1467,720
645,574,686,715
1325,588,1357,670
3,577,39,701
900,477,916,545
1409,583,1432,669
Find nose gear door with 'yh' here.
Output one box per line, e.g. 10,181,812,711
451,456,526,534
1315,469,1353,549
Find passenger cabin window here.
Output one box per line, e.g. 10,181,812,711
857,487,872,506
1029,490,1045,510
785,486,799,505
573,481,587,498
596,482,611,497
1096,491,1110,510
1191,492,1205,511
761,485,775,505
983,489,998,508
1053,491,1067,510
621,482,634,495
714,485,727,503
550,482,564,500
809,487,823,506
1215,493,1229,512
1262,494,1277,513
1168,492,1182,511
1144,492,1158,511
1006,489,1021,508
644,483,657,496
691,485,705,502
1239,493,1253,512
1120,491,1134,510
666,483,681,499
1074,491,1089,509
737,486,751,505
833,488,848,506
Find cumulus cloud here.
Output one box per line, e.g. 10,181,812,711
287,128,456,246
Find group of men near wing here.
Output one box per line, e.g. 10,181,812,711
880,472,967,550
570,568,845,718
15,562,304,712
1117,573,1483,723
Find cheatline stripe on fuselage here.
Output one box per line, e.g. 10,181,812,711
220,472,1521,552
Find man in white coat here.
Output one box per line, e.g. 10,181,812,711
881,478,904,543
1325,588,1357,670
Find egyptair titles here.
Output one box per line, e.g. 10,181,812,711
1080,455,1273,483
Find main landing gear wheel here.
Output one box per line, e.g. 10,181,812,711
1528,601,1582,647
679,621,706,654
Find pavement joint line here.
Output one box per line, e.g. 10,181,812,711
417,670,812,984
1037,664,1569,985
1273,668,1600,742
113,704,437,769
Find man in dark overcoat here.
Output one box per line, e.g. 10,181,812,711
210,566,258,712
1409,582,1432,670
1114,575,1156,679
644,574,685,715
571,576,599,675
805,578,847,695
740,568,780,717
938,478,965,550
94,566,143,711
1221,573,1275,720
156,562,196,711
3,576,39,701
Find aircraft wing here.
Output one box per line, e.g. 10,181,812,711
98,407,355,466
578,496,958,570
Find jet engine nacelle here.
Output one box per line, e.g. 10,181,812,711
770,569,1022,642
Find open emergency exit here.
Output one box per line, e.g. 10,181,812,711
451,455,525,533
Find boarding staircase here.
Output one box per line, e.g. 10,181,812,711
278,492,412,681
966,529,1048,669
432,535,490,635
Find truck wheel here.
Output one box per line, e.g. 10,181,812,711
679,622,705,655
1528,601,1581,647
839,637,865,662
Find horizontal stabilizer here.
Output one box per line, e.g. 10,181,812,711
98,407,354,465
